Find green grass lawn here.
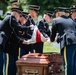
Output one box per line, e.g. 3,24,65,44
43,42,64,73
43,42,60,53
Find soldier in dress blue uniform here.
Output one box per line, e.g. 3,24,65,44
33,11,53,53
0,31,3,75
16,11,33,57
50,7,76,75
70,5,76,22
27,5,40,25
5,1,20,75
27,5,40,53
64,8,70,17
0,16,5,75
0,7,30,75
17,11,30,39
28,5,40,42
54,7,70,18
54,7,70,43
20,5,40,57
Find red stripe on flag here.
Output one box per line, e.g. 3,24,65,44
36,30,42,42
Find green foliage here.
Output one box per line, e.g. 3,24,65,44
0,0,75,14
0,15,5,20
0,1,8,13
20,0,28,11
25,0,74,14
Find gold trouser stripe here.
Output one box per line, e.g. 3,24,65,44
18,48,20,59
3,63,4,75
64,46,67,75
6,54,9,75
34,49,36,53
3,54,5,75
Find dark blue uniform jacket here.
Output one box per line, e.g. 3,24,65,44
51,15,76,50
0,15,30,56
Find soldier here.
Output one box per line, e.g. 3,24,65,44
20,5,40,57
64,8,70,17
54,7,70,43
5,0,20,75
17,11,33,57
26,5,40,37
0,16,5,75
33,11,53,53
27,5,40,53
0,7,30,75
70,5,76,22
18,11,31,39
55,7,70,17
54,7,68,18
27,5,40,25
50,7,76,75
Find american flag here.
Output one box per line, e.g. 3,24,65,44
23,26,51,44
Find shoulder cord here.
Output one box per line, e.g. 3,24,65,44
42,19,49,32
9,15,15,38
9,15,20,42
42,19,46,27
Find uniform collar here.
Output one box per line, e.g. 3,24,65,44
61,15,67,18
43,19,46,22
73,18,76,22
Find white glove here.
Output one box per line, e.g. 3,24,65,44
46,38,51,44
22,40,30,45
30,25,35,30
22,39,36,45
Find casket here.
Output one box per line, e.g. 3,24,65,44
16,53,64,75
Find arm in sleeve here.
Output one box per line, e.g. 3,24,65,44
37,21,45,32
50,20,57,42
11,16,30,31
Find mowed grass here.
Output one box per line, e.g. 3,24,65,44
43,42,60,53
43,42,64,73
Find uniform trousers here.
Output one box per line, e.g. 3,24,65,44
3,53,6,75
6,54,18,75
20,44,33,58
33,42,44,53
0,50,3,75
61,44,76,75
0,50,6,75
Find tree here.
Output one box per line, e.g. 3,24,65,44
25,0,74,14
0,0,75,14
0,1,8,13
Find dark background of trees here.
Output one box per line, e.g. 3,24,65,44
0,0,76,14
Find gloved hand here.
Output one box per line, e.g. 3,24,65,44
22,40,30,44
30,25,35,30
46,38,51,44
55,34,60,43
